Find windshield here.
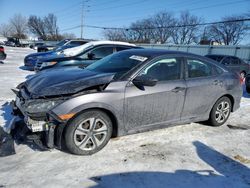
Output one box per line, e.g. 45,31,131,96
86,52,149,78
56,39,68,47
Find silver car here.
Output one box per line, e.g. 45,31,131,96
10,49,242,155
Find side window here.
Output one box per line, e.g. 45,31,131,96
187,59,213,78
116,47,130,52
90,47,114,59
222,57,231,65
231,57,240,65
140,58,181,81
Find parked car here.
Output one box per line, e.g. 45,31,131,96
34,41,139,72
37,39,90,52
9,49,242,155
24,40,91,69
205,54,250,78
5,37,27,47
245,74,250,93
29,42,45,50
0,46,6,60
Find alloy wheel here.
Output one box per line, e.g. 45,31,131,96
215,101,230,123
73,118,108,151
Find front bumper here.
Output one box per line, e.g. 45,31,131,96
12,97,48,133
9,99,62,149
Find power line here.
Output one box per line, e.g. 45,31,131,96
189,0,248,11
88,0,149,12
60,18,250,32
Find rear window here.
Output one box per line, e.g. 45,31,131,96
69,41,87,45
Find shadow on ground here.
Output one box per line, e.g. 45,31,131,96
89,141,250,188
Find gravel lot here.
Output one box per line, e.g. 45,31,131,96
0,47,250,188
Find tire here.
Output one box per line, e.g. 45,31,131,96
246,86,250,94
208,97,232,126
64,110,112,155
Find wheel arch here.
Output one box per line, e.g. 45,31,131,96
64,107,120,138
214,94,235,112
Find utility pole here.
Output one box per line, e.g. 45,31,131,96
80,0,84,39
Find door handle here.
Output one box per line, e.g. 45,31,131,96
213,80,219,85
171,87,185,93
213,80,223,85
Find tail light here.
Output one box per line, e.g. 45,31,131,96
0,47,4,52
238,73,244,85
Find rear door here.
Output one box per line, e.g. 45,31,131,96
181,58,225,120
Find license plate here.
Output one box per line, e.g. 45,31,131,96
27,117,46,132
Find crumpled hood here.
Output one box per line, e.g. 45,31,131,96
25,67,114,98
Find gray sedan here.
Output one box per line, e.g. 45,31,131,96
11,49,242,155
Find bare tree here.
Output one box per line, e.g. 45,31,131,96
103,11,201,44
28,15,47,40
130,18,154,43
0,23,14,37
9,14,28,39
103,29,127,41
151,12,176,43
207,16,248,45
44,14,59,40
61,32,77,39
171,11,202,44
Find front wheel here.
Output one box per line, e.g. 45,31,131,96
64,110,113,155
208,97,232,126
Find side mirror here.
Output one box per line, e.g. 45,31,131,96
87,53,95,60
132,75,157,90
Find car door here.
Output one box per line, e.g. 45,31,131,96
181,58,225,120
124,56,186,131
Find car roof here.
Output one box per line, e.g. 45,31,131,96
205,54,237,58
116,48,199,58
63,40,136,57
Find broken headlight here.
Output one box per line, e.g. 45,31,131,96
26,100,63,113
41,61,57,68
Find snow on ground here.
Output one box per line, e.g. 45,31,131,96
0,47,249,188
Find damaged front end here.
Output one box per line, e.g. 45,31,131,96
7,86,67,149
7,71,115,150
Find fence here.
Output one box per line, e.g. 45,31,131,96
138,44,250,63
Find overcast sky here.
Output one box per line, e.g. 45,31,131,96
0,0,249,40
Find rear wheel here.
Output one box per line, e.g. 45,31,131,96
64,110,112,155
208,97,231,126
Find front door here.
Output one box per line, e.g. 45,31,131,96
124,56,186,131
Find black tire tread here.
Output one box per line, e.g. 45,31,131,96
64,110,112,155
